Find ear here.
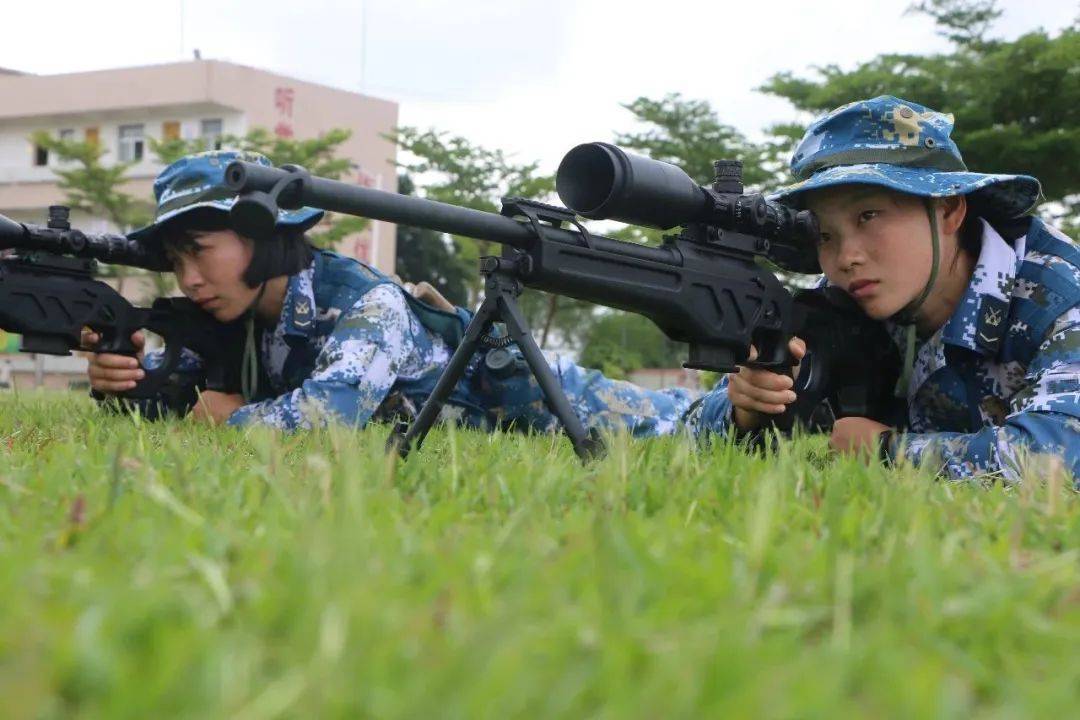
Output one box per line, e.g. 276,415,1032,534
938,195,967,237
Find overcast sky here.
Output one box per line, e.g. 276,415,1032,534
2,0,1075,173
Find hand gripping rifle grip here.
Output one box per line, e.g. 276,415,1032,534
111,298,189,400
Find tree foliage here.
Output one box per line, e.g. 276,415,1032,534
615,94,771,188
759,3,1079,232
30,131,151,231
30,132,154,294
578,313,685,378
905,0,1003,47
391,127,592,347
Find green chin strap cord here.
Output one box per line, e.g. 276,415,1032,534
892,198,942,399
241,282,269,402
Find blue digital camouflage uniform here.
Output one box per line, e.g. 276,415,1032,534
149,249,694,436
686,96,1080,484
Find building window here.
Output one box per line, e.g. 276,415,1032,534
162,121,181,141
33,144,48,166
85,127,100,146
118,124,145,162
58,128,75,143
200,118,223,150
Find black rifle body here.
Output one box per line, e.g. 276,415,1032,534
0,209,243,413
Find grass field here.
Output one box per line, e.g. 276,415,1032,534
1,392,1078,718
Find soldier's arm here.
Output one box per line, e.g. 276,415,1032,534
682,374,739,437
884,306,1080,484
226,284,416,430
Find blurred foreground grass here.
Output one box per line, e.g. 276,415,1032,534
0,392,1077,718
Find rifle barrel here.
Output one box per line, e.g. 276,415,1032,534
224,161,682,267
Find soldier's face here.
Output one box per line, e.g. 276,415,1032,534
807,187,941,321
169,229,259,322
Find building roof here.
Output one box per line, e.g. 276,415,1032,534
0,59,392,122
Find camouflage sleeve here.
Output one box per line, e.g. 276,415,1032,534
887,307,1080,484
682,374,737,437
226,284,415,430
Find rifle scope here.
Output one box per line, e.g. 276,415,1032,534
0,207,169,270
556,142,818,246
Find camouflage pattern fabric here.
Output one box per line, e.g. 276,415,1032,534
768,96,1042,274
140,250,695,437
883,218,1080,483
688,217,1080,485
128,149,323,244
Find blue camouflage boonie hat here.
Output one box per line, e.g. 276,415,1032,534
128,150,324,243
770,96,1042,219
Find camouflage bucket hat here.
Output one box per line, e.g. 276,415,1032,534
769,96,1042,218
128,150,324,243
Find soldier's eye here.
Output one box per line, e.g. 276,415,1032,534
858,210,879,223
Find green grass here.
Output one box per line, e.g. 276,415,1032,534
0,393,1078,719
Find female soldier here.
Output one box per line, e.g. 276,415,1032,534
85,150,693,435
690,96,1079,483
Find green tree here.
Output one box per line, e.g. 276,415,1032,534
616,94,772,188
578,312,685,378
611,94,776,246
759,2,1080,234
30,132,156,296
391,127,593,348
31,131,152,231
906,0,1003,47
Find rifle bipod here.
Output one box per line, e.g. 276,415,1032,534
387,253,604,462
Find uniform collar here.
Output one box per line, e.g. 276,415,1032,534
891,219,1025,403
938,218,1022,356
278,262,317,339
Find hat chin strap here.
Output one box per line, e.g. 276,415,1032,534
240,281,268,402
891,199,942,398
893,198,942,326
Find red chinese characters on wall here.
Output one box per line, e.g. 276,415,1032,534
355,168,377,188
352,235,371,263
273,86,295,138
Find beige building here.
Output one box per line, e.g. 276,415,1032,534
0,59,399,388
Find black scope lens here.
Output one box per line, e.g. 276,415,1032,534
556,143,711,229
